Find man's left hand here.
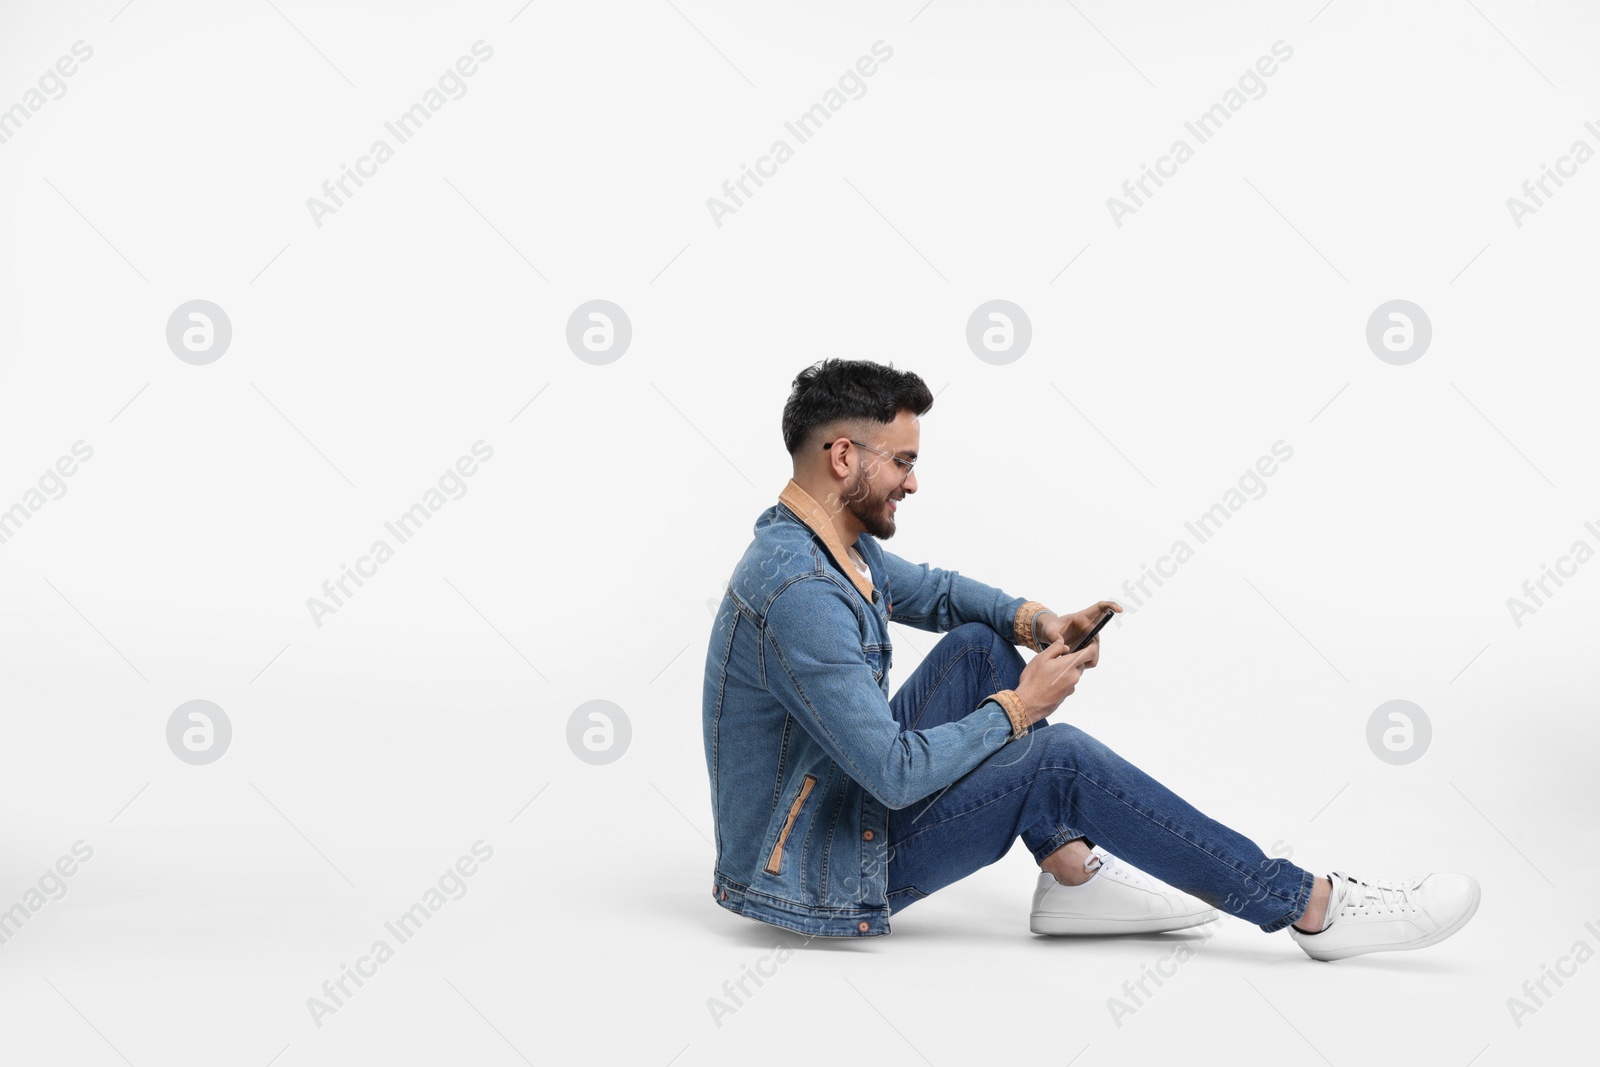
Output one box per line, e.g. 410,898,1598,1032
1038,601,1123,651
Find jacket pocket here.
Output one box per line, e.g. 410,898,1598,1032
763,773,817,875
864,644,890,683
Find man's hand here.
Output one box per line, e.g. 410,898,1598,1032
1015,636,1100,724
1038,600,1123,651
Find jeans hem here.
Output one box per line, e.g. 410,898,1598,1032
1257,867,1317,934
1030,827,1092,865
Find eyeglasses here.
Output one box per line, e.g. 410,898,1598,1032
823,438,916,482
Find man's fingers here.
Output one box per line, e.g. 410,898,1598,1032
1077,600,1122,620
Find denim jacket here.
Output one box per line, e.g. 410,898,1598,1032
702,479,1051,937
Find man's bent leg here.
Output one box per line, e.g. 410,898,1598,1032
887,622,1095,848
884,622,1102,912
887,621,1026,734
889,620,1062,915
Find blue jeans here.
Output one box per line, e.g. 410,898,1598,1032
885,623,1315,933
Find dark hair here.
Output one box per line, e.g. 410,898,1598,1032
781,359,934,456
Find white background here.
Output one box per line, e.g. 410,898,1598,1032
1,0,1596,1063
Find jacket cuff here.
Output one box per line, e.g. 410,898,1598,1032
1013,600,1053,650
986,689,1030,740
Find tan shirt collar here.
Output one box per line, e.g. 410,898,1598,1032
777,478,875,602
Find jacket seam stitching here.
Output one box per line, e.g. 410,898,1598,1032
764,580,886,804
709,605,742,860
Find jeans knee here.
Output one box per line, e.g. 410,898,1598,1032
947,620,1002,648
994,632,1025,683
950,621,1024,684
1033,721,1107,772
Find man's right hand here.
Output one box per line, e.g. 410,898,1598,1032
1015,636,1100,724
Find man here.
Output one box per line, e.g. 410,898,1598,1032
701,359,1480,960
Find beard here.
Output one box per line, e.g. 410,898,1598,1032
844,468,900,540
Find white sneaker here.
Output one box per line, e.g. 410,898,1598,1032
1287,870,1481,962
1030,849,1219,935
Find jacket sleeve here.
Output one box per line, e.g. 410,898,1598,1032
879,545,1051,649
762,576,1021,809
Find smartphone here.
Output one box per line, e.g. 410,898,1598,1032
1071,609,1115,652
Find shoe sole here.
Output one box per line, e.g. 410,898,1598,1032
1296,882,1482,961
1031,910,1219,936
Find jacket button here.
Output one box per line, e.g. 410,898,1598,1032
720,887,728,900
857,921,870,933
862,829,874,841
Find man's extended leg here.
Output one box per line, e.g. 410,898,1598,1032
884,623,1483,957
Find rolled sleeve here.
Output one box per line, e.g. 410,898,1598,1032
1013,601,1054,651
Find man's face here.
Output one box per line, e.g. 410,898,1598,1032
840,410,919,540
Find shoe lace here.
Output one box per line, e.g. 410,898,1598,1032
1343,874,1419,916
1086,851,1150,887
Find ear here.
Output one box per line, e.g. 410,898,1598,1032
821,436,850,478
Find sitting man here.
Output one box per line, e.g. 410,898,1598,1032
701,358,1479,961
